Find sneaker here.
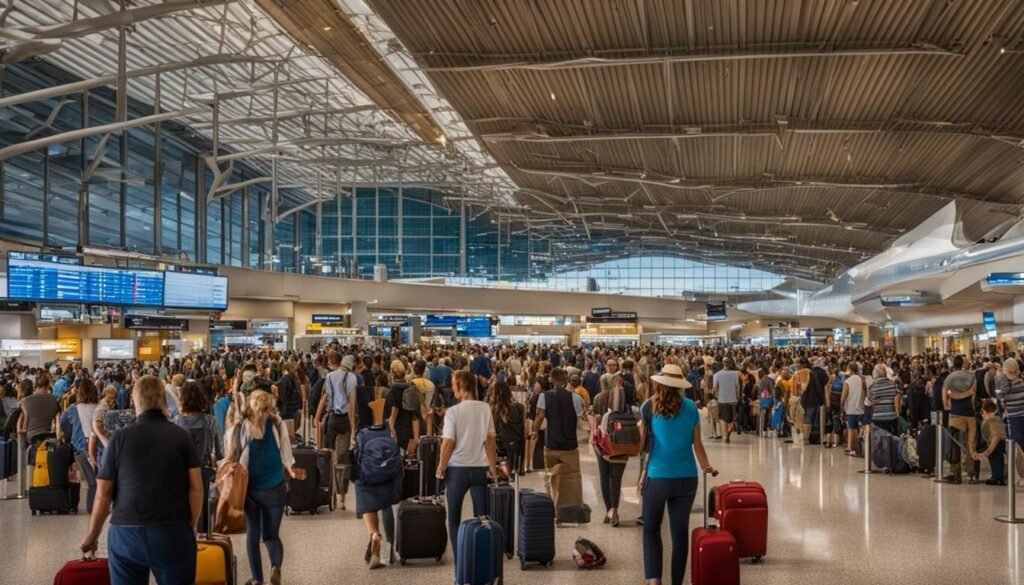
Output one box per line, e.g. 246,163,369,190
270,567,281,585
943,475,962,484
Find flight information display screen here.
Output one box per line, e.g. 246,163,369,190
7,258,164,307
163,271,228,310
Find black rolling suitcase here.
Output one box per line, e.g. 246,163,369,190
395,497,447,564
315,448,335,510
29,483,80,515
289,447,334,514
518,488,555,569
488,480,515,559
917,424,936,473
402,459,421,500
417,436,440,497
46,442,74,487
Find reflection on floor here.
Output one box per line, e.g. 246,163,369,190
2,431,1022,585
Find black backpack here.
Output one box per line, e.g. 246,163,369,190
278,374,302,413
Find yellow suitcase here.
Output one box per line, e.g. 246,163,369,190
196,533,234,585
32,441,50,488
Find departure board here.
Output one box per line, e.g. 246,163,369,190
163,271,228,310
7,258,164,307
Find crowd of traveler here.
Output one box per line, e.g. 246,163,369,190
0,340,1020,585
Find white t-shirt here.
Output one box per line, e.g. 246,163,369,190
76,403,98,439
442,401,496,468
844,375,866,415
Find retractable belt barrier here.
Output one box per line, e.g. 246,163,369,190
2,435,27,500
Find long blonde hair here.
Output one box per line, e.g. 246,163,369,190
245,390,278,440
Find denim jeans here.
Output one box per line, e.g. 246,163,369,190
444,466,488,561
244,481,287,583
641,477,698,585
108,524,196,585
990,440,1007,482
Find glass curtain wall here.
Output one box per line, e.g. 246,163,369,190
0,60,785,299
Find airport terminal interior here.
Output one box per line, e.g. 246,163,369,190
2,1,1024,584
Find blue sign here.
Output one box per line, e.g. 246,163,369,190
983,311,997,332
987,272,1024,286
426,315,493,338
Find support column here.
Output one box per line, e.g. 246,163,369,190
459,198,467,276
350,301,370,333
408,315,422,345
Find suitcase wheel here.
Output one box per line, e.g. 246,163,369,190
545,561,553,568
435,556,442,564
400,559,407,566
520,559,527,571
311,507,318,516
752,556,763,564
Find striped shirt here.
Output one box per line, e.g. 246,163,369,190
997,375,1024,419
868,378,900,420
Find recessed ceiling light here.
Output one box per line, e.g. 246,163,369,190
549,91,556,101
323,26,332,31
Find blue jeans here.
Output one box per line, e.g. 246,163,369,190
108,524,196,585
244,481,287,582
990,440,1007,482
444,466,488,561
641,477,698,585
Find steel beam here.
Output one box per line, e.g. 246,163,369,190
0,107,206,162
418,43,963,72
510,166,1016,206
0,55,277,109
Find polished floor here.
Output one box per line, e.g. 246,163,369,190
3,428,1022,585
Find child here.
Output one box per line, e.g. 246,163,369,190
973,399,1007,486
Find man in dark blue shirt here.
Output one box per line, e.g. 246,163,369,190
81,375,203,585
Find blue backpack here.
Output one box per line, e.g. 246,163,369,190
355,425,402,486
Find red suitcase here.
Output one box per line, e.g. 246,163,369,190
54,556,110,585
691,472,740,585
712,481,768,562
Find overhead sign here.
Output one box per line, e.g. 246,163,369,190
123,314,189,331
591,307,612,317
210,320,248,331
987,272,1024,286
983,311,997,332
0,300,32,312
312,314,346,325
588,311,638,323
706,302,727,321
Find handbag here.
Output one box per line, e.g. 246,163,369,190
636,401,654,497
213,425,249,534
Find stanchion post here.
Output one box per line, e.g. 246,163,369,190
15,434,26,498
859,424,876,474
933,422,954,483
995,439,1023,524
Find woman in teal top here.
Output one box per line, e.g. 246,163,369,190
639,364,715,585
226,388,298,585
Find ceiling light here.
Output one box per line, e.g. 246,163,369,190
323,26,332,31
549,91,556,101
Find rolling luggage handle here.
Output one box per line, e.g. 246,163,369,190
701,469,720,529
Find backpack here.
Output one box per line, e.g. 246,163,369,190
278,375,302,413
354,424,402,486
397,382,420,412
572,538,607,570
598,388,642,458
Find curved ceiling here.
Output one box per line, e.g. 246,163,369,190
367,0,1024,280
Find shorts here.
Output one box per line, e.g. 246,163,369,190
846,415,862,430
803,406,820,425
719,403,737,424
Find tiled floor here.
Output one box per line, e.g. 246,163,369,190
3,430,1022,584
